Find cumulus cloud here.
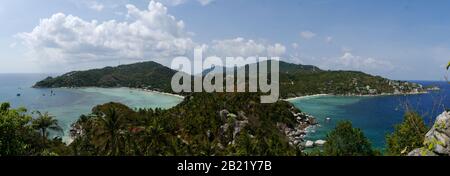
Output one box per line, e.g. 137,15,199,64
17,1,285,71
18,1,195,67
300,31,316,39
207,37,286,58
322,52,395,74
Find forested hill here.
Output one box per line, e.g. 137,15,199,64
69,92,304,156
33,61,178,93
33,60,423,98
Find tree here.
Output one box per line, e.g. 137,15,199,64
385,112,428,156
93,107,127,156
0,103,33,156
323,121,374,156
32,111,63,145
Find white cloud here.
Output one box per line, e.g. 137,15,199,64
322,52,395,74
268,43,286,56
155,0,188,6
300,31,316,39
18,1,195,68
156,0,214,6
17,1,284,71
88,1,104,11
207,37,286,58
197,0,215,6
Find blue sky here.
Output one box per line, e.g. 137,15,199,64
0,0,449,80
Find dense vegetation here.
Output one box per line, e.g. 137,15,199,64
5,60,440,156
322,121,376,156
34,61,178,93
0,93,305,156
385,112,428,156
1,96,432,156
0,103,69,156
69,92,301,156
33,60,421,98
279,70,397,98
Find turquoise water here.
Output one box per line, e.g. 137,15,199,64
0,74,183,142
289,81,449,150
1,74,448,149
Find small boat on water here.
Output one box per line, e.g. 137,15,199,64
16,93,21,97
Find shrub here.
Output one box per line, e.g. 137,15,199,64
323,121,374,156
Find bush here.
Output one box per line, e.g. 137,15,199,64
323,121,374,156
385,112,428,156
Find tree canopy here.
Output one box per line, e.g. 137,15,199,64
323,121,375,156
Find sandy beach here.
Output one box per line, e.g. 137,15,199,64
133,88,185,99
283,94,330,101
283,91,429,102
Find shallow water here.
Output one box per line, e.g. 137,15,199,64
0,74,183,142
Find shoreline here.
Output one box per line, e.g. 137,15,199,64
52,87,184,145
131,88,185,99
48,86,185,99
284,91,429,101
284,94,330,101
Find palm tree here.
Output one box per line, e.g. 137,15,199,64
32,111,63,144
93,107,126,156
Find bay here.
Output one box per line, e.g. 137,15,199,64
289,81,449,150
0,73,183,142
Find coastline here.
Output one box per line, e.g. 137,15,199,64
50,86,185,99
131,88,185,99
283,91,429,102
284,94,330,101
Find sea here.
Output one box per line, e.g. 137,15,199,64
0,74,449,149
289,81,449,150
0,73,183,142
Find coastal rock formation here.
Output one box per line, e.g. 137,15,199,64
314,140,326,146
408,148,438,156
408,111,450,156
277,106,327,150
305,140,314,148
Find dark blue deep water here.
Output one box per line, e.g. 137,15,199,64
290,81,449,150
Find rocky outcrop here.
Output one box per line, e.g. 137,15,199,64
408,111,450,156
408,148,437,156
277,106,325,150
314,140,326,146
305,140,314,148
218,109,249,145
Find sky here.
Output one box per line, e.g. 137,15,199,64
0,0,449,80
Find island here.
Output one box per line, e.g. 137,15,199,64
33,60,425,98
